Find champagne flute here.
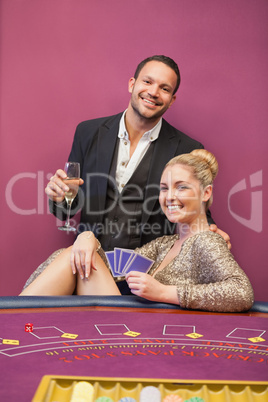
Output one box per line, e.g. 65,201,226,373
58,162,80,232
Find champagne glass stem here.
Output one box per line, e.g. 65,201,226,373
58,162,80,232
65,201,73,228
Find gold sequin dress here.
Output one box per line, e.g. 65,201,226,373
131,231,254,313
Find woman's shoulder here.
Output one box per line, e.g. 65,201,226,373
184,231,231,266
189,231,228,250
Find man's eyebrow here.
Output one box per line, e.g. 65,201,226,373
142,74,153,81
142,75,173,89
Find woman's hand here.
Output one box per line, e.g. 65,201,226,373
70,232,98,279
126,271,178,303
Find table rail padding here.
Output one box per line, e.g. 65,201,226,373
0,296,267,312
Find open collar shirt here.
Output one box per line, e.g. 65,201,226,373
116,110,162,193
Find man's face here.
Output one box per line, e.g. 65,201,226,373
128,61,177,122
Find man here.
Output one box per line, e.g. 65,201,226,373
46,55,230,253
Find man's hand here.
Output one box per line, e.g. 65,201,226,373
209,224,232,249
45,169,84,203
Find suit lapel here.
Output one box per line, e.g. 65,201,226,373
142,119,181,225
96,114,122,214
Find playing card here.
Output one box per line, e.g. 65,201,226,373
123,253,154,274
114,248,122,274
117,248,134,273
105,251,116,276
105,248,154,277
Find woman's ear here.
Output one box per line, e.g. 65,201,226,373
202,185,212,202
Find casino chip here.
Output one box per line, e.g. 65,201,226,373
140,386,161,402
70,381,94,402
163,395,184,402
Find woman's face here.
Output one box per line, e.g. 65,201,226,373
159,164,210,224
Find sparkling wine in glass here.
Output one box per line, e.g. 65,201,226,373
58,162,80,232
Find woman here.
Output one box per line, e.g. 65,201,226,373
20,150,254,312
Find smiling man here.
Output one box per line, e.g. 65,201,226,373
128,59,177,125
46,55,230,265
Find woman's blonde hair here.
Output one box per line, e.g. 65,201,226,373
165,149,219,210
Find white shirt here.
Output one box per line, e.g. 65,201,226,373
115,111,162,192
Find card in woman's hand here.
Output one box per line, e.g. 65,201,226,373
105,248,154,277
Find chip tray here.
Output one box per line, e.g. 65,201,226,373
32,376,268,401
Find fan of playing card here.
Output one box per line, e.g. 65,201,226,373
105,248,154,278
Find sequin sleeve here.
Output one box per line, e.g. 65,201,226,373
176,232,254,312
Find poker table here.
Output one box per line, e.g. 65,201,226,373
0,296,268,402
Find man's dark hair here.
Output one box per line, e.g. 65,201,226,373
134,55,181,94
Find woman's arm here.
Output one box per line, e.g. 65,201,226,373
177,233,254,312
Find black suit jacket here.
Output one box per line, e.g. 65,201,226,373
50,113,213,245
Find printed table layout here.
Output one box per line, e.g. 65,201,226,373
0,309,267,401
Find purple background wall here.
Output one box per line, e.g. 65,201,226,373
1,0,267,300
